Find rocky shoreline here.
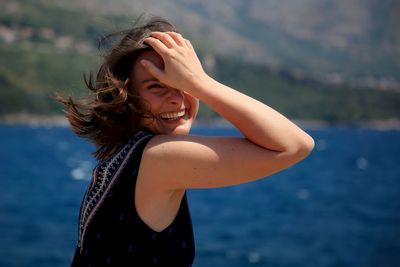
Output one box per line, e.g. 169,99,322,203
1,113,400,130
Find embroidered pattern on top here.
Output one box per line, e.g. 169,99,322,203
78,131,151,252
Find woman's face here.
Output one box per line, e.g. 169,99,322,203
131,50,199,135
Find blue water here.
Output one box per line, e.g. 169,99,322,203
0,125,399,267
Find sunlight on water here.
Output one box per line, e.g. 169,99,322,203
356,157,368,170
69,160,93,180
315,139,328,151
296,188,310,200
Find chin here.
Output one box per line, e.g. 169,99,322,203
170,128,190,135
144,122,191,135
168,123,192,135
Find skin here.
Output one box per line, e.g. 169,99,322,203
131,31,315,232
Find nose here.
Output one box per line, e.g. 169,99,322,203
168,88,184,105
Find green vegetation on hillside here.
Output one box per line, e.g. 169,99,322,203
213,58,400,121
0,44,98,114
0,0,132,43
0,0,399,122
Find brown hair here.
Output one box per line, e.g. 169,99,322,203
56,17,177,160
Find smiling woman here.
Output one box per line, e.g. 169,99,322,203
132,50,199,135
56,16,314,267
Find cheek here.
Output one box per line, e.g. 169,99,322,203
186,94,199,117
139,93,163,113
193,99,199,117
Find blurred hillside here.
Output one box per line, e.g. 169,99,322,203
38,0,400,88
0,0,399,122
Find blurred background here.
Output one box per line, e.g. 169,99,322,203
0,0,399,266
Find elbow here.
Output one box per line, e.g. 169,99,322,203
297,134,315,158
301,134,315,157
288,133,315,161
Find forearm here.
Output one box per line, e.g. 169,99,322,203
192,76,314,154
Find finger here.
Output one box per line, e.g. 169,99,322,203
140,59,164,80
150,32,177,48
143,37,169,56
185,39,194,49
166,32,186,46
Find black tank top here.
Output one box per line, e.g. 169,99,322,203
70,131,195,267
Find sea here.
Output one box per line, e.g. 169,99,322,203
0,124,399,267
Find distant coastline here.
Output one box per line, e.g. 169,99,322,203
0,113,70,127
1,113,400,130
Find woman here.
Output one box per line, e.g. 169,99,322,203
59,17,314,267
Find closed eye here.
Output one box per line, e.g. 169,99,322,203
147,83,166,90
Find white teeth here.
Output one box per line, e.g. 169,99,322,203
159,109,186,120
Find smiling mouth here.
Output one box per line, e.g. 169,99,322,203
158,109,187,121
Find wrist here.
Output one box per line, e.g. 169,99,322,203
189,75,222,100
188,74,213,94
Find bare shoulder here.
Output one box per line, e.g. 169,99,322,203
144,134,238,160
140,134,308,190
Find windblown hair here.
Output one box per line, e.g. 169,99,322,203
56,17,177,160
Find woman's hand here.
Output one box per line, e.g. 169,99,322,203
141,31,209,95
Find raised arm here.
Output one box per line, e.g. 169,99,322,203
139,31,314,190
